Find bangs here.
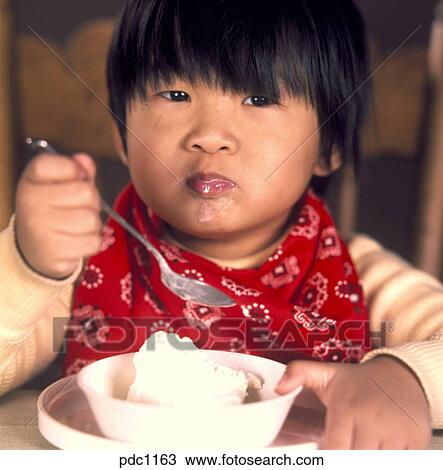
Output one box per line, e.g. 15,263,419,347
108,0,369,170
112,0,316,105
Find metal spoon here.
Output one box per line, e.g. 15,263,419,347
26,138,236,308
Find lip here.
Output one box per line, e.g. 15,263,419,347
185,172,237,198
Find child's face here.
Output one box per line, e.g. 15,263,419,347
123,78,331,240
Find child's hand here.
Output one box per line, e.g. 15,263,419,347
276,355,432,449
15,153,103,279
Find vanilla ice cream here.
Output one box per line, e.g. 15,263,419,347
126,331,262,406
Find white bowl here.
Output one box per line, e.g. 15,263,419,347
77,350,302,449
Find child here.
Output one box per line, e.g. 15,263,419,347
1,0,442,449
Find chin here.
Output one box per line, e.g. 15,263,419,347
160,199,240,232
165,214,245,240
175,221,239,239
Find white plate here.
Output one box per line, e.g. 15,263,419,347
37,376,324,450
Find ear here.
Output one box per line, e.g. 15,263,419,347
112,123,128,166
313,148,342,177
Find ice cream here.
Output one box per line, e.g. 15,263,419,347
126,331,262,406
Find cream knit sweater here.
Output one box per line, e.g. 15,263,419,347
0,216,442,427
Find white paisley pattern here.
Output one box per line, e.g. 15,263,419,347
318,226,342,260
120,273,133,307
241,303,271,323
81,264,104,289
221,277,262,297
159,240,189,264
290,205,320,239
312,338,364,363
182,302,224,328
292,305,336,332
100,226,116,252
300,272,329,311
260,256,300,288
181,268,204,281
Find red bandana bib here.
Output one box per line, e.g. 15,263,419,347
63,184,371,376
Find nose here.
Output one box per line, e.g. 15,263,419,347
188,139,230,154
184,119,239,155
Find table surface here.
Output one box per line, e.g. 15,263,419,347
1,388,442,450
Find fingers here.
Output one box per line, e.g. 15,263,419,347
44,207,103,235
72,153,97,181
34,181,101,211
275,360,337,404
24,153,96,184
275,361,305,394
16,151,103,279
49,232,103,260
320,407,354,450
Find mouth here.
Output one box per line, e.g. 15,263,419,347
185,172,237,198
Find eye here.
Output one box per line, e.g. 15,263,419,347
159,90,190,102
158,90,277,107
243,96,276,107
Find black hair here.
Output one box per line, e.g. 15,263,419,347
107,0,370,174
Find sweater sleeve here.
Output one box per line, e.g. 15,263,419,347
0,216,82,396
348,233,443,428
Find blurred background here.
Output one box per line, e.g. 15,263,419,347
0,0,442,279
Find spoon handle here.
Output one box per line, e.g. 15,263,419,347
100,199,166,268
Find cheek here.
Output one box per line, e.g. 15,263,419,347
126,112,188,185
126,111,179,187
248,114,320,192
249,142,319,206
125,137,177,209
250,166,313,213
